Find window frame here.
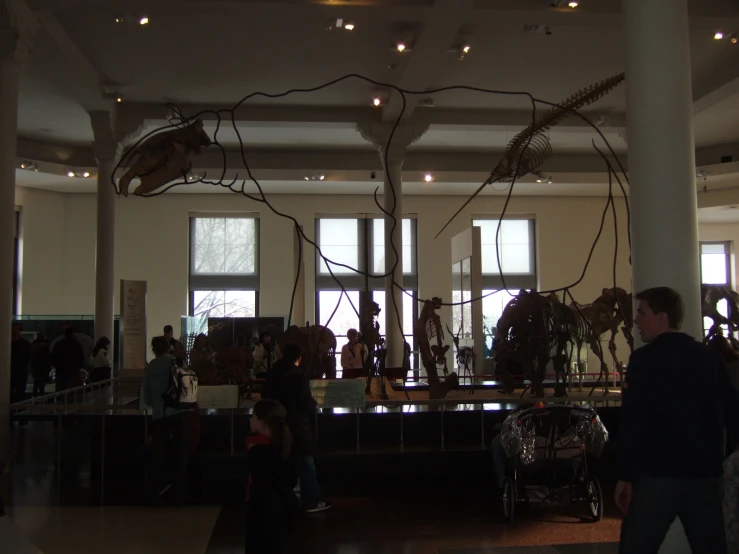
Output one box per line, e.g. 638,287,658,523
314,215,419,372
699,241,732,287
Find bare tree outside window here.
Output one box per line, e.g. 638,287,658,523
192,218,256,275
189,217,259,334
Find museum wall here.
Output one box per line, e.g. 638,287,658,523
16,187,640,365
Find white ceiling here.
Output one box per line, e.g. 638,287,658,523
10,0,739,208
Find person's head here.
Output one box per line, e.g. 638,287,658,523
282,343,302,366
250,399,292,459
634,287,684,343
260,331,271,345
151,336,169,357
347,328,359,343
195,333,209,349
11,322,21,340
94,337,110,355
708,335,739,362
64,326,75,340
163,325,174,340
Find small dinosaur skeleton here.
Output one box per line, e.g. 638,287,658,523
446,323,476,393
415,297,458,399
701,284,739,345
435,73,625,238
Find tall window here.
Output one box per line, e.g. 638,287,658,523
315,216,418,369
472,218,537,353
189,216,259,332
700,241,732,337
13,209,19,315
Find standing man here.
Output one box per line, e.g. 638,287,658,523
51,326,85,393
10,322,31,404
616,287,739,553
164,325,185,367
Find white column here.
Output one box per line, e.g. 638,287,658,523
623,2,696,552
624,0,701,339
382,158,405,367
356,122,428,368
0,0,37,439
90,112,117,345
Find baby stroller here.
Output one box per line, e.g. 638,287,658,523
497,404,608,523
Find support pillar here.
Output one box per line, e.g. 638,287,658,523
623,1,697,551
624,0,701,339
90,112,117,345
357,122,428,367
0,0,37,444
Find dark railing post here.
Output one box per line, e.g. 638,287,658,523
101,413,106,506
356,407,360,453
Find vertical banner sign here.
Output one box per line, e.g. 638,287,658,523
120,280,147,371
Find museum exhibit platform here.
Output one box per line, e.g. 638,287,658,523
8,378,622,508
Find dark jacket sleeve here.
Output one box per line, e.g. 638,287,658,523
618,349,650,482
22,340,31,368
76,342,85,370
294,373,317,419
721,361,739,443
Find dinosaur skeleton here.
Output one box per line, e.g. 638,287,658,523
701,284,739,346
569,287,631,395
494,290,551,397
361,300,388,398
546,292,577,397
415,297,458,399
446,324,477,393
435,73,626,238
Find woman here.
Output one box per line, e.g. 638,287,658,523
190,333,217,384
89,337,112,383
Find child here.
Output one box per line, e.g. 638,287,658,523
246,399,300,553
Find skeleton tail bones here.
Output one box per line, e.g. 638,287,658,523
434,73,625,239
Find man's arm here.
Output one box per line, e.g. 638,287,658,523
720,359,739,443
618,349,650,483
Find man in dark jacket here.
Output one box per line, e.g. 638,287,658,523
10,322,31,404
51,326,85,393
262,343,331,513
617,286,739,553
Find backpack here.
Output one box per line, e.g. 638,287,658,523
163,361,199,412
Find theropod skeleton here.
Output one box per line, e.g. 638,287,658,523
415,297,458,399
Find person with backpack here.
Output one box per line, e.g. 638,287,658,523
143,336,196,505
245,399,300,553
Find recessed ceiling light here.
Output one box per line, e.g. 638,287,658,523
139,16,149,25
116,95,123,103
732,36,738,44
715,31,724,40
20,161,36,170
396,42,406,52
344,22,355,31
372,96,382,107
424,173,434,182
67,171,75,178
82,172,90,178
462,45,471,54
115,17,122,23
568,1,579,7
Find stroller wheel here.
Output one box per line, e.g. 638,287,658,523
502,477,515,523
586,477,603,522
